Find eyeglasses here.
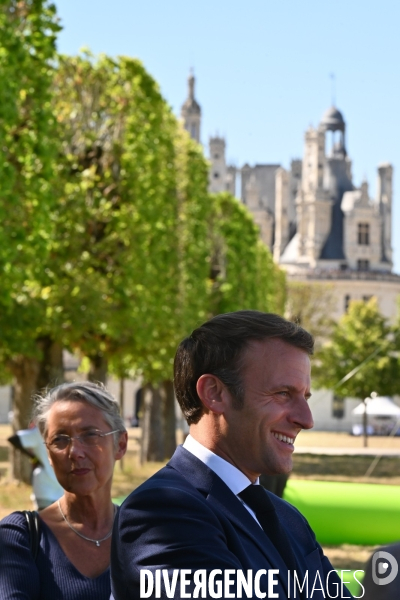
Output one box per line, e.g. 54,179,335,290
45,429,120,452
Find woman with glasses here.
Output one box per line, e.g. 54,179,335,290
0,381,127,600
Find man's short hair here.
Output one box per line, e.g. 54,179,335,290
174,310,314,425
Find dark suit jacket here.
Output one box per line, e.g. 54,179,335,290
111,446,352,599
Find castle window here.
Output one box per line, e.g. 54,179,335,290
363,295,372,302
358,223,370,245
214,154,219,159
344,294,351,311
357,259,369,271
332,396,345,419
213,172,219,179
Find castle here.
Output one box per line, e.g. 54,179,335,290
181,74,400,323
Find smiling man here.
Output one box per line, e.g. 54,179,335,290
111,311,352,599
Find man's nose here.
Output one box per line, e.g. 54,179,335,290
292,397,314,430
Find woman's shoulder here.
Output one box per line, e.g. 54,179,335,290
0,512,42,600
0,510,33,531
0,510,31,527
0,511,34,547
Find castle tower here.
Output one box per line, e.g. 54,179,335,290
318,107,353,264
181,73,201,143
295,123,331,265
301,126,325,194
245,174,274,248
320,106,346,158
377,163,393,266
209,137,227,193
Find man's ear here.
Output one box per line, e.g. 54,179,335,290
196,374,229,415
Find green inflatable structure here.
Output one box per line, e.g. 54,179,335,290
283,479,400,545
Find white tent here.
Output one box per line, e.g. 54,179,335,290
352,396,400,416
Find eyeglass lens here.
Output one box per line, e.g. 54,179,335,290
49,431,103,450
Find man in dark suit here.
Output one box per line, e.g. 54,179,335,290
111,311,352,599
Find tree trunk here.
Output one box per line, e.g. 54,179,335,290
140,383,165,463
163,380,177,458
119,377,125,471
119,377,125,421
8,355,41,483
36,336,64,392
88,352,108,384
140,384,151,464
259,473,289,498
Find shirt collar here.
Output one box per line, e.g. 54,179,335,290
183,434,258,495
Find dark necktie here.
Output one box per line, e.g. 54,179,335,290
238,484,298,574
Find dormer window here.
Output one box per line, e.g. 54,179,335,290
358,223,370,245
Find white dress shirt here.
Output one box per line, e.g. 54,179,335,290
183,434,261,524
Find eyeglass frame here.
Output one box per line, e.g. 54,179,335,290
44,429,121,452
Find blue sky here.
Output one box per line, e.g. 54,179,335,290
54,0,400,272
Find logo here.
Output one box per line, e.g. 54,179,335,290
372,550,398,586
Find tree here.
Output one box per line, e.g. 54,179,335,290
50,54,214,462
49,53,182,383
313,298,400,445
0,35,287,469
208,192,285,316
137,128,213,462
0,0,61,480
285,281,336,351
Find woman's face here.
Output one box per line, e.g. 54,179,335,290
45,400,127,497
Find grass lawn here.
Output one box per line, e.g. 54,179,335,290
296,429,400,450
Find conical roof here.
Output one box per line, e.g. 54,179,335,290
181,74,201,115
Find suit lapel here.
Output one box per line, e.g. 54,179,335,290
168,447,291,595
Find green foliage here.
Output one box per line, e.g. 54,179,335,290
0,0,60,358
285,281,335,350
50,53,181,381
173,128,212,333
49,54,216,384
208,192,285,315
0,24,287,391
313,298,400,400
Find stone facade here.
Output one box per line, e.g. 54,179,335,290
180,78,400,324
208,136,235,195
280,107,393,275
277,108,399,324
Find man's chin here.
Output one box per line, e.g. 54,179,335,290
261,460,292,476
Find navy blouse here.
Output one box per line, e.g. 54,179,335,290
0,511,111,599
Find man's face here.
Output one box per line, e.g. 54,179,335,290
219,338,313,481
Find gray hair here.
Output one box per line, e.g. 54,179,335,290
33,381,126,445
